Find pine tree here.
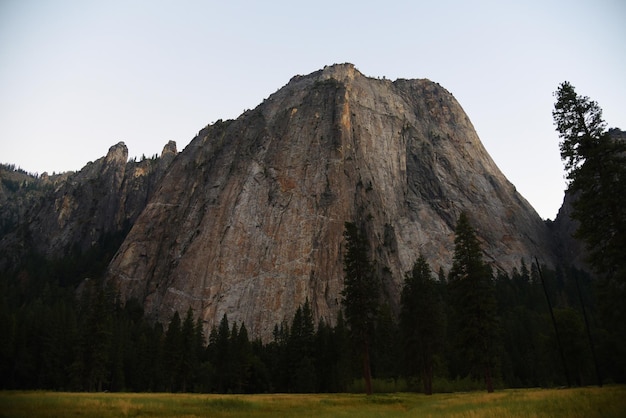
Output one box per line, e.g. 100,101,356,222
553,82,626,381
314,311,353,393
314,318,333,392
373,303,401,382
213,314,232,392
288,300,316,392
231,322,250,392
341,221,379,395
448,213,498,392
180,308,197,392
400,254,445,394
554,308,588,386
332,311,353,392
553,81,606,177
553,82,626,280
163,311,183,391
74,283,114,392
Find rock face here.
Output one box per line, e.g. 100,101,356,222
550,191,586,270
0,141,177,270
0,166,68,240
105,64,555,340
549,128,626,271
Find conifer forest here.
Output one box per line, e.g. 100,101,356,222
0,214,619,394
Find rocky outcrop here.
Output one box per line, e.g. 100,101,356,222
0,165,63,238
106,64,556,340
549,128,626,271
550,191,586,270
0,141,177,271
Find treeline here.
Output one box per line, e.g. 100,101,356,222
0,163,39,178
0,249,617,393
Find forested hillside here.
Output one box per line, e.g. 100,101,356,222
0,216,612,393
1,69,622,394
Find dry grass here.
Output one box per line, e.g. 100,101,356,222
0,386,624,418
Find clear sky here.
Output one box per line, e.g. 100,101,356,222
1,0,624,220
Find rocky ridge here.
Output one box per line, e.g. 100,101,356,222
0,141,177,271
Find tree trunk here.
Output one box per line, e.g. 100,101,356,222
362,341,373,395
423,360,434,395
485,365,494,393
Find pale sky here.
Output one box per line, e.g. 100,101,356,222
1,0,624,220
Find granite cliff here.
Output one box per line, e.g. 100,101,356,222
0,141,177,271
102,64,556,340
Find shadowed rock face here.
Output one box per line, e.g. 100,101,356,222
549,128,626,272
0,141,177,270
106,64,555,340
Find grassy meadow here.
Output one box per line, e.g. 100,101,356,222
1,386,624,418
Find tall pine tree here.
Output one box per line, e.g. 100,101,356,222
553,82,626,381
163,311,183,392
400,254,445,394
553,82,626,280
341,221,379,395
288,300,316,392
448,213,498,392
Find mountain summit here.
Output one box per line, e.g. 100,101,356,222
104,63,554,339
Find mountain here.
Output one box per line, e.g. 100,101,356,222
99,63,556,340
0,141,177,272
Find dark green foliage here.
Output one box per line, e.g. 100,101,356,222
341,222,380,341
341,221,380,395
400,255,445,394
62,281,116,391
286,300,316,392
552,81,607,177
0,213,622,393
553,82,626,381
447,213,498,392
163,311,183,391
313,312,353,393
176,308,205,392
0,257,620,392
205,314,270,393
496,265,554,387
262,306,355,393
554,307,589,386
372,303,401,382
209,314,233,392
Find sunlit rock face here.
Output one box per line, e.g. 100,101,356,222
106,63,555,340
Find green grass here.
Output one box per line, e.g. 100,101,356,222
0,386,624,418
